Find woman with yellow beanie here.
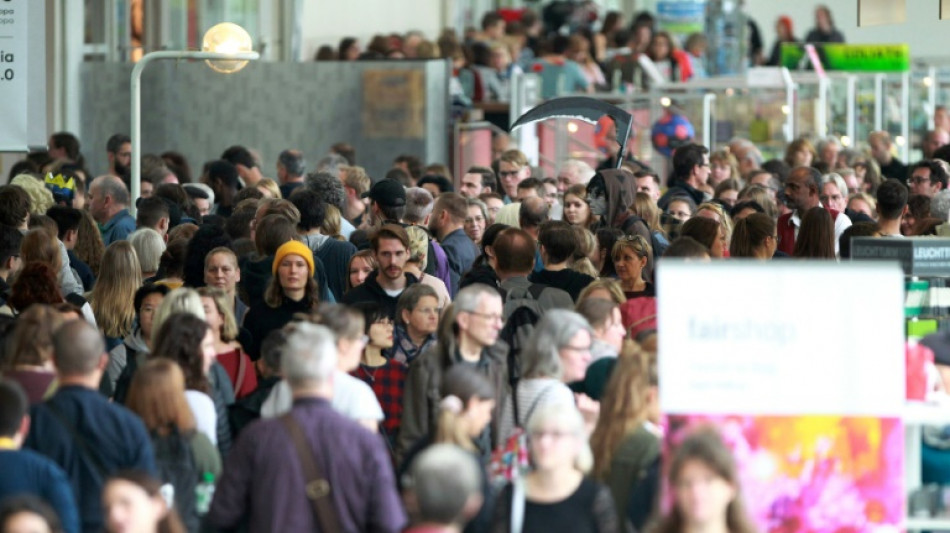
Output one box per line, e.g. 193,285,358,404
243,240,319,361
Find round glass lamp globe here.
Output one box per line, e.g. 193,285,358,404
202,22,253,74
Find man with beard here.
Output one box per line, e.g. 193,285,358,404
106,134,131,185
429,193,478,296
342,224,418,320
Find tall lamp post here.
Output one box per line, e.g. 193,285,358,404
130,23,260,215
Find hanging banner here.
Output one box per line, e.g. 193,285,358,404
0,0,46,152
658,262,906,532
656,0,707,38
780,43,910,72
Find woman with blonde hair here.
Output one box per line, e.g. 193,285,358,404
125,358,221,532
570,226,600,279
695,201,734,252
591,347,661,530
150,288,205,347
10,174,54,215
492,405,622,532
612,236,654,300
89,241,141,343
255,178,282,199
198,287,256,399
89,241,142,391
403,225,451,309
630,192,670,257
321,205,345,241
577,279,626,306
737,185,778,220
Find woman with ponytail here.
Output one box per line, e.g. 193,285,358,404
400,366,496,533
729,213,777,259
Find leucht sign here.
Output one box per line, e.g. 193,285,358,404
780,43,910,72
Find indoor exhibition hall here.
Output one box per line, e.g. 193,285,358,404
1,1,949,533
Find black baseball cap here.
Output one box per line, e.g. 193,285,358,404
362,178,406,207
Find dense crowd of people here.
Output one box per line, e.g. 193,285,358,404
0,105,945,533
2,2,945,531
313,4,847,102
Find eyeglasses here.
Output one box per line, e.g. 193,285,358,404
529,429,574,441
909,176,932,185
466,311,503,324
561,343,592,352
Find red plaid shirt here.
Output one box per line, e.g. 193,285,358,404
352,360,407,439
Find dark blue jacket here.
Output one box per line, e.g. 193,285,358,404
25,386,156,533
439,228,479,296
0,448,80,533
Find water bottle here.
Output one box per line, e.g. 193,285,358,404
195,472,215,515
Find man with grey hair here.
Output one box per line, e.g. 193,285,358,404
277,149,307,199
404,444,484,533
932,189,950,223
398,284,509,462
816,136,842,168
729,138,763,176
405,187,435,225
89,175,135,245
315,152,349,180
209,323,406,532
26,320,156,533
556,159,596,194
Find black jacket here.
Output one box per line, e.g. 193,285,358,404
239,252,331,308
658,180,705,211
341,271,419,320
243,295,316,361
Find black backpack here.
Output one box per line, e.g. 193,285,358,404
152,429,200,532
498,283,547,411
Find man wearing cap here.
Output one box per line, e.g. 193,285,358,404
343,224,418,320
363,178,408,228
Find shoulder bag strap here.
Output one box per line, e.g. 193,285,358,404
511,478,526,533
279,413,342,532
235,350,247,393
45,401,109,479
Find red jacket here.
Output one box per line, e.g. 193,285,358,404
777,207,840,255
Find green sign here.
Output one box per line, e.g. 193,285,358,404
779,43,910,72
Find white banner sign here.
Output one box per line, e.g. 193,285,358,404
0,1,46,152
658,262,905,417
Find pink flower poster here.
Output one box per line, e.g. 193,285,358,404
665,414,904,533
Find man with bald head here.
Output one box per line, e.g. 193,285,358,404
89,175,135,245
26,320,155,533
